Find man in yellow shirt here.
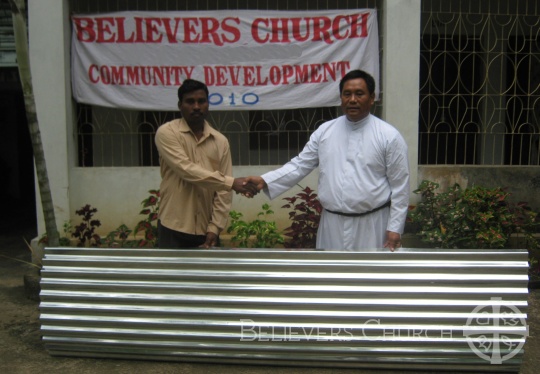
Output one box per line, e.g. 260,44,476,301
155,79,256,249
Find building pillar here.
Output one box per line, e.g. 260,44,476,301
29,0,73,236
382,0,421,198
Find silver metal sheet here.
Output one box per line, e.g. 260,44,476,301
39,248,529,372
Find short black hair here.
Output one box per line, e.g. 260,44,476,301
177,79,209,102
339,70,376,95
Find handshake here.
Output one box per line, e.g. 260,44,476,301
232,176,266,198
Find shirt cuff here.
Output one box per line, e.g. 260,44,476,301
207,222,220,236
224,175,235,190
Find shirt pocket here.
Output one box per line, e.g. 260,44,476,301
206,154,221,171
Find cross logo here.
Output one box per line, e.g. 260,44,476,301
463,297,529,364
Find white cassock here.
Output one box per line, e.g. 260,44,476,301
262,114,410,251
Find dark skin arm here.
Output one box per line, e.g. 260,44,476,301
199,232,219,249
232,177,260,197
242,176,267,192
199,178,259,248
384,231,401,252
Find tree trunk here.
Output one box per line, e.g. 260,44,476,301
9,0,59,246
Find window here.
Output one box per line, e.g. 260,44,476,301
420,0,540,165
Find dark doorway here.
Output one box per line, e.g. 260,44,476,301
0,68,36,235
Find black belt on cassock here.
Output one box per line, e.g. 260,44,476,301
325,200,391,218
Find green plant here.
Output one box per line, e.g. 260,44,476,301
408,180,539,250
38,220,72,247
227,203,284,248
530,252,540,280
103,224,134,248
72,204,102,247
59,221,72,246
281,186,322,248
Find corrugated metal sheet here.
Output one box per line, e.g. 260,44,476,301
40,247,529,372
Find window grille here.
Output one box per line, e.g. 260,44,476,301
70,0,382,167
420,0,540,166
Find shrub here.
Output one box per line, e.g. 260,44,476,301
227,203,284,248
38,190,160,249
103,224,134,248
281,186,322,248
104,189,160,248
72,204,102,247
408,180,539,250
133,189,160,247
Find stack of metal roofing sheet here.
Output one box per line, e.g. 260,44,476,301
39,247,529,372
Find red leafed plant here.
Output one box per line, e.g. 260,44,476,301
133,189,160,247
72,204,102,247
281,186,322,249
104,189,160,248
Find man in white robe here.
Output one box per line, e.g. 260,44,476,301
245,69,410,251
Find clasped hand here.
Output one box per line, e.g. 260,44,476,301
232,176,266,198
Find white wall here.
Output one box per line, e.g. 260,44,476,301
69,166,319,234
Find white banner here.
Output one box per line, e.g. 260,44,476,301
71,9,379,111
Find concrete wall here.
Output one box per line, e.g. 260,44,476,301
72,165,540,237
69,166,319,234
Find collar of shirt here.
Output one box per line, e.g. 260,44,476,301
345,114,371,130
177,118,216,143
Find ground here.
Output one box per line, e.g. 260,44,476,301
1,215,539,373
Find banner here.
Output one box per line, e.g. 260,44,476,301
71,9,379,111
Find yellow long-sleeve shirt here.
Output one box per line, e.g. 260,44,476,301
155,118,234,236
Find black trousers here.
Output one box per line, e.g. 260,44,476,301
157,221,220,249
